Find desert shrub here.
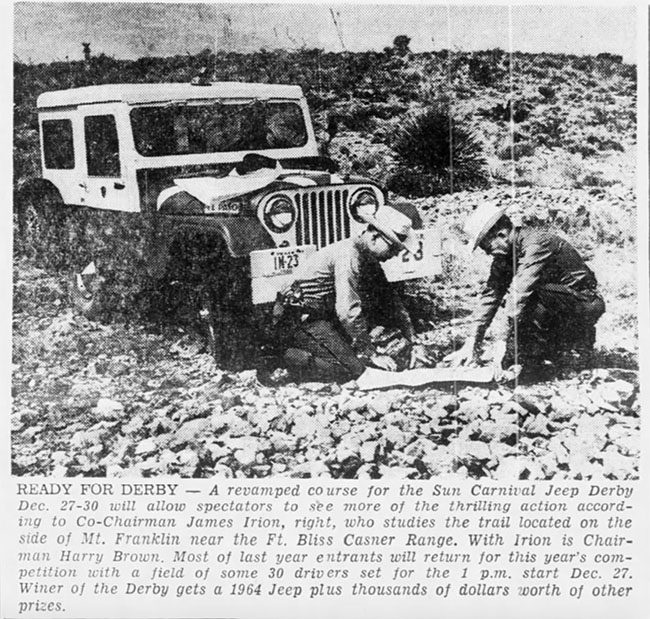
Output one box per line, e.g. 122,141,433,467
333,101,377,132
595,59,620,80
564,126,625,157
488,99,531,123
386,168,450,198
578,172,618,188
588,103,635,137
528,111,564,148
596,52,622,65
551,198,635,249
496,140,537,161
538,85,556,101
392,35,412,57
529,66,552,80
572,57,594,72
372,100,410,119
589,105,618,127
348,147,396,184
306,90,339,112
587,135,625,152
386,106,488,197
566,142,598,158
432,49,470,85
536,54,566,71
619,63,637,83
468,50,506,87
519,152,586,188
331,100,409,132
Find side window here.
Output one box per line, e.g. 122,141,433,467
85,115,121,177
42,119,75,169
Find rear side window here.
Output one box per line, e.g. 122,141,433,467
85,115,121,177
42,119,74,169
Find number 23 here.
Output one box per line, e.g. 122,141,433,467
402,240,424,262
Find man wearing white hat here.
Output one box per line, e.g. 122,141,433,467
273,204,430,381
446,202,605,377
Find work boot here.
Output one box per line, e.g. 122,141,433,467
517,359,558,384
283,348,314,383
557,323,596,371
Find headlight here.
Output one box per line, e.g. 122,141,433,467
263,194,296,233
349,188,380,223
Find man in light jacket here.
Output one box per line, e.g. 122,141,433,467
274,205,429,382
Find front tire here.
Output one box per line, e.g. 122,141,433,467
154,232,260,369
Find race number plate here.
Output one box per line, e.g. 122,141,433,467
250,245,316,304
382,228,442,282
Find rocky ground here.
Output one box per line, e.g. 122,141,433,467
11,186,640,480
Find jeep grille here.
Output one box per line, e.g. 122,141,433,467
293,188,351,249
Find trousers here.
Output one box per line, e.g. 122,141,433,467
504,283,605,366
278,316,366,382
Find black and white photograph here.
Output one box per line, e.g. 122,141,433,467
11,3,641,481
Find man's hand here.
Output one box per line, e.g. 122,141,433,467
409,343,434,369
443,336,479,368
370,354,398,372
501,364,523,382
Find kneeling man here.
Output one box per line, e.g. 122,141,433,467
447,203,605,376
274,205,429,382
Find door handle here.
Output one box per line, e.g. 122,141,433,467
114,182,125,190
79,182,88,191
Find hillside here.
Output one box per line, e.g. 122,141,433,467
14,47,636,189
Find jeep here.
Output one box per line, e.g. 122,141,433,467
15,81,441,364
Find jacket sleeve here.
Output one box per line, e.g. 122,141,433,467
504,233,554,323
392,294,415,342
378,276,415,342
473,259,511,340
334,253,374,358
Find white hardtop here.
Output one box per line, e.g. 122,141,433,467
37,81,305,109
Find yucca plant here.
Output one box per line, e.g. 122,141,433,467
387,106,488,197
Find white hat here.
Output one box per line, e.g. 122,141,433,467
464,202,508,250
360,206,419,254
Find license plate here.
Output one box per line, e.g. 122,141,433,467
250,245,316,304
382,228,442,282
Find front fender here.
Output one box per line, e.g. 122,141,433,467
162,215,275,258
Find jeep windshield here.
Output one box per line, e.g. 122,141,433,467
130,100,308,156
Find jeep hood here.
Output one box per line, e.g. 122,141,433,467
157,162,346,210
